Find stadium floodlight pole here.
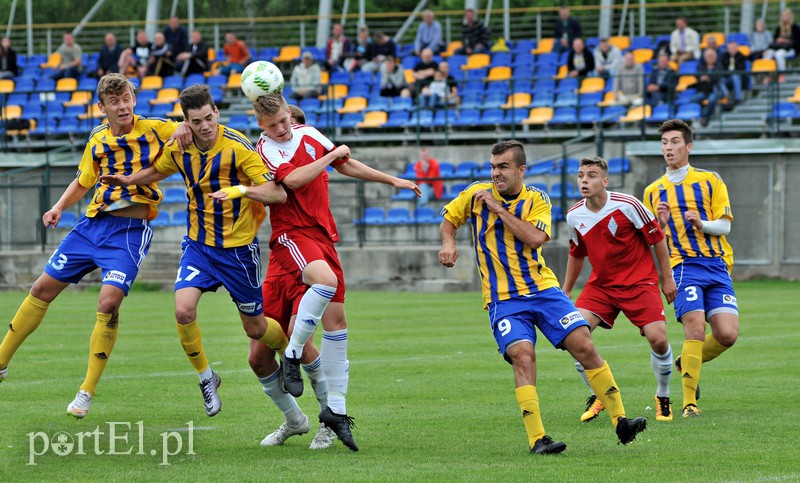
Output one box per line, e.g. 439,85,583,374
25,0,32,58
503,0,510,41
316,0,332,50
740,0,755,36
5,0,17,39
144,0,161,41
484,0,492,26
599,0,613,39
393,0,429,44
358,0,365,28
170,0,179,18
71,0,111,37
341,0,349,26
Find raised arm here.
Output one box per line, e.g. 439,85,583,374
280,145,350,190
209,181,287,205
43,178,91,228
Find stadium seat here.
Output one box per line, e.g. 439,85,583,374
227,114,250,131
441,41,463,58
150,212,171,227
388,97,412,112
357,110,387,128
140,76,163,91
330,71,351,86
727,32,750,46
163,187,186,204
676,102,702,120
601,105,627,123
579,92,603,107
556,77,579,94
531,38,554,54
549,108,577,124
530,91,554,108
151,88,180,105
452,109,480,127
184,74,205,87
0,79,13,94
619,105,652,123
57,211,78,229
529,159,556,175
169,211,185,226
609,36,631,51
397,163,417,179
554,92,578,108
40,53,61,69
483,92,507,109
675,75,697,92
364,96,389,112
577,106,601,123
551,205,565,221
461,53,490,70
55,78,77,92
458,92,483,110
700,32,726,48
408,110,433,126
647,104,672,122
578,77,605,94
608,157,632,174
522,107,554,125
453,161,479,178
751,58,777,73
489,52,513,68
632,48,654,64
340,112,364,129
319,84,348,100
1,105,22,120
550,182,580,199
438,162,455,179
36,78,56,92
337,96,367,114
485,81,509,97
357,207,385,224
502,93,531,109
442,183,469,201
385,208,411,224
528,182,548,194
503,108,528,124
63,91,93,106
678,61,699,75
163,75,184,90
383,110,410,128
769,102,797,119
258,47,280,61
486,66,511,81
391,189,417,201
225,73,242,90
631,35,654,50
479,109,504,125
514,39,537,56
414,207,440,224
273,46,301,63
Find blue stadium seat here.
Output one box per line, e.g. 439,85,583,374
534,79,556,93
31,118,57,136
357,207,385,224
353,71,375,86
55,117,79,135
383,110,410,128
150,212,171,227
258,47,280,61
602,105,627,123
727,32,749,46
461,80,484,95
57,211,78,229
475,161,492,179
408,110,433,125
675,89,698,105
485,81,510,96
676,103,702,120
299,98,321,113
528,182,548,194
769,102,797,119
534,64,557,78
316,99,343,113
453,161,479,178
458,92,483,110
452,109,480,126
414,207,440,224
551,204,565,221
482,92,506,109
510,79,533,93
608,157,632,174
489,52,513,68
528,160,554,176
365,96,389,112
36,78,55,92
514,40,537,56
551,158,579,175
228,114,249,131
579,92,603,107
512,59,535,72
137,90,157,105
163,75,184,90
386,207,411,224
7,92,28,105
149,104,171,118
578,106,601,123
184,74,205,86
170,211,185,226
465,68,488,80
648,104,672,122
401,56,419,70
678,60,698,74
340,112,364,129
442,182,469,201
554,92,578,108
164,173,184,183
330,71,351,86
392,189,417,201
549,107,577,124
388,97,412,112
531,91,554,108
550,182,580,199
585,37,600,50
77,78,98,92
63,105,87,118
348,84,370,98
631,35,654,50
503,108,528,124
536,53,559,67
479,108,504,125
446,55,467,71
556,78,579,93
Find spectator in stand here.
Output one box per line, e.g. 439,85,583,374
437,61,459,106
456,8,491,55
749,18,773,60
95,32,122,78
554,6,583,54
720,40,746,106
594,38,622,80
147,32,174,77
325,23,351,72
670,16,700,66
345,26,373,72
118,30,151,78
419,69,450,109
613,51,644,106
0,37,19,79
567,38,594,78
218,32,252,76
764,8,800,83
646,53,676,106
51,32,83,80
411,48,437,96
288,51,321,101
177,30,209,77
414,9,444,55
163,16,189,64
379,55,410,98
414,147,443,206
361,31,396,74
691,48,725,126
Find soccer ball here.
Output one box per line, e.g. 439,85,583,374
241,61,284,101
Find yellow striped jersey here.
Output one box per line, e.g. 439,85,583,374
77,115,178,220
643,166,734,271
441,182,561,308
154,124,272,248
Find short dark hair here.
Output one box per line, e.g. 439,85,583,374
658,119,693,144
491,140,526,167
580,156,608,175
288,105,306,124
179,84,215,117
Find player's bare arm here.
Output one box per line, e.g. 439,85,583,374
166,121,194,152
562,255,585,299
209,181,287,204
474,190,548,250
438,220,459,268
653,238,677,303
99,165,169,187
280,145,350,190
43,179,91,229
334,158,422,197
656,201,671,228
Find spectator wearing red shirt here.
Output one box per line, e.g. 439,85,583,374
414,148,444,206
219,32,252,76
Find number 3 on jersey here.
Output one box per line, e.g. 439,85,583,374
176,265,200,283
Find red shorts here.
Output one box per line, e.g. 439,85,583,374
269,228,346,304
262,271,307,333
576,282,666,332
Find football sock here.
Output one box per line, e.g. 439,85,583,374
321,329,348,415
79,313,119,395
0,294,49,369
702,333,729,363
681,340,703,407
258,367,304,425
516,385,545,447
585,360,625,427
574,359,593,392
176,321,210,377
258,317,288,353
302,356,329,411
285,284,335,359
652,345,673,398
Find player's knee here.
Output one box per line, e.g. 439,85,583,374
174,305,197,325
650,338,670,355
243,323,265,341
97,298,122,315
716,330,738,348
248,350,276,375
509,350,535,372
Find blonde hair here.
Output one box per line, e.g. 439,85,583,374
97,73,136,104
288,105,306,124
252,92,288,119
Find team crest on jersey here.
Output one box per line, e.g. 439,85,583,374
608,216,618,237
722,294,738,306
278,149,289,158
102,270,127,284
559,311,585,328
304,142,316,159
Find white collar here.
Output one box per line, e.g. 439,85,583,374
666,164,691,183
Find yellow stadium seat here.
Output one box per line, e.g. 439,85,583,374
56,78,77,92
140,75,163,91
632,48,653,64
619,105,651,123
337,96,368,114
737,45,751,57
64,91,93,106
555,64,568,80
404,68,415,84
208,48,216,62
461,53,490,70
700,32,726,49
357,111,388,128
151,88,180,105
751,59,777,73
40,53,61,69
788,87,800,103
531,38,554,55
78,104,106,120
226,73,242,90
167,101,184,118
273,46,301,63
502,93,531,109
0,79,14,94
320,70,330,86
675,75,697,92
441,41,462,58
578,77,605,94
1,105,22,119
486,66,512,81
319,84,348,101
522,107,554,125
669,60,679,71
609,36,631,51
597,91,616,107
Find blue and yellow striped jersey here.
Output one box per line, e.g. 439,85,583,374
154,125,272,248
441,182,561,308
77,115,178,220
643,166,734,271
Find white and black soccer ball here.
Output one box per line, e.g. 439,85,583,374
241,61,284,101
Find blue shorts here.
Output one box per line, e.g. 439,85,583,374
175,237,264,316
673,257,738,322
44,214,152,296
488,287,589,360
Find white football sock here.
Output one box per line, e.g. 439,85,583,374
198,366,213,382
302,356,329,411
321,329,348,415
652,345,673,398
258,368,304,425
285,284,335,359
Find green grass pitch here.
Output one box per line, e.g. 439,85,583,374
0,280,798,481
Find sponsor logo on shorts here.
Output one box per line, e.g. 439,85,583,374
103,270,127,285
236,302,261,313
722,294,738,306
559,311,585,328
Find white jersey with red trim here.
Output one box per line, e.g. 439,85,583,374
256,124,346,244
566,191,665,287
